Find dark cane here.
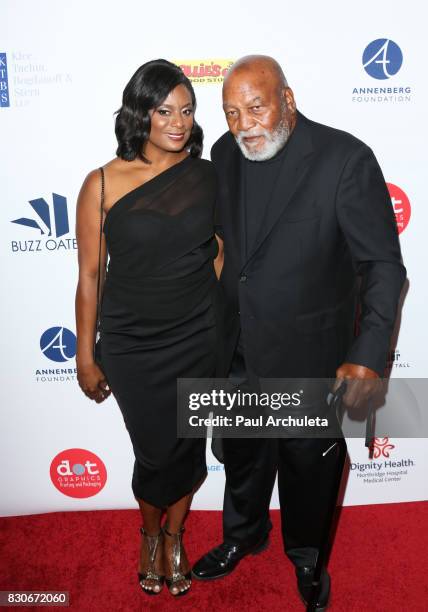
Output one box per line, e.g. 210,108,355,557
365,400,376,459
306,381,348,612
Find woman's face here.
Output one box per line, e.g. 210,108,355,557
148,84,194,153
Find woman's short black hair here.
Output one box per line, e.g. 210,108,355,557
115,59,203,163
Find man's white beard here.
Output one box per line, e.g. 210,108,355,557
235,121,290,161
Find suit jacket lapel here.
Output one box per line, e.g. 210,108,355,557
221,136,243,265
241,112,315,272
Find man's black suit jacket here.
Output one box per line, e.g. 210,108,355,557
213,111,406,381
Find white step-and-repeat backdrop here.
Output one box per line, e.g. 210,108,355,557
1,0,427,516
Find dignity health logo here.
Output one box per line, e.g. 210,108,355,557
0,52,10,107
11,193,77,253
35,327,77,383
352,39,411,104
351,437,415,485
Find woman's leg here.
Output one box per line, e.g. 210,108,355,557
164,491,194,594
137,498,164,593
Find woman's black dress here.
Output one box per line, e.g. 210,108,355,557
99,156,217,508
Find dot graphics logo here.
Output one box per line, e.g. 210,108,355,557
35,327,77,383
50,448,107,498
10,193,77,253
387,183,411,234
362,39,403,80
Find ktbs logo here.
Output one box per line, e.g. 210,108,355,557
50,448,107,498
363,39,403,80
11,193,77,253
387,183,411,234
40,327,76,362
0,52,10,107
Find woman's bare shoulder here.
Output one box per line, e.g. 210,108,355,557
80,158,123,192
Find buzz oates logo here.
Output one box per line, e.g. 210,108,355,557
352,39,411,104
351,438,415,485
11,193,77,253
50,449,107,498
35,327,77,383
175,59,233,84
387,183,411,234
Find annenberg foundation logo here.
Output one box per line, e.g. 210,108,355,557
10,193,77,253
50,449,107,498
387,183,411,234
369,437,395,458
35,327,77,383
0,52,10,107
40,327,76,362
352,39,411,104
175,59,233,84
363,39,403,80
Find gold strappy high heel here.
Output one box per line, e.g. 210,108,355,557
138,527,164,595
163,525,192,596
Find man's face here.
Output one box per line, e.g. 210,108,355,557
222,70,296,161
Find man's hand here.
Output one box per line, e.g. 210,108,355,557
333,363,380,409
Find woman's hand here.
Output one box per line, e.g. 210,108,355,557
77,361,111,403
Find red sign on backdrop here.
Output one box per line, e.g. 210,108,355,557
50,448,107,498
387,183,411,234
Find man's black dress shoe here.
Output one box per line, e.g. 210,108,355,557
296,566,330,611
192,534,269,580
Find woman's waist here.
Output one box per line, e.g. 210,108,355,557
105,260,215,292
102,266,216,320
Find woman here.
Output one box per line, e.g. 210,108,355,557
75,59,221,597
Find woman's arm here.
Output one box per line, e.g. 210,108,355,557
214,234,224,280
75,169,110,403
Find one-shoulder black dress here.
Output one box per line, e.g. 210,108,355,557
99,156,217,507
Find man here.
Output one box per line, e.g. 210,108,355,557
192,56,406,609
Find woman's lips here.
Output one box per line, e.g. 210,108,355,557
167,133,185,141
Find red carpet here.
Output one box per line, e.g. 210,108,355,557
1,502,427,611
